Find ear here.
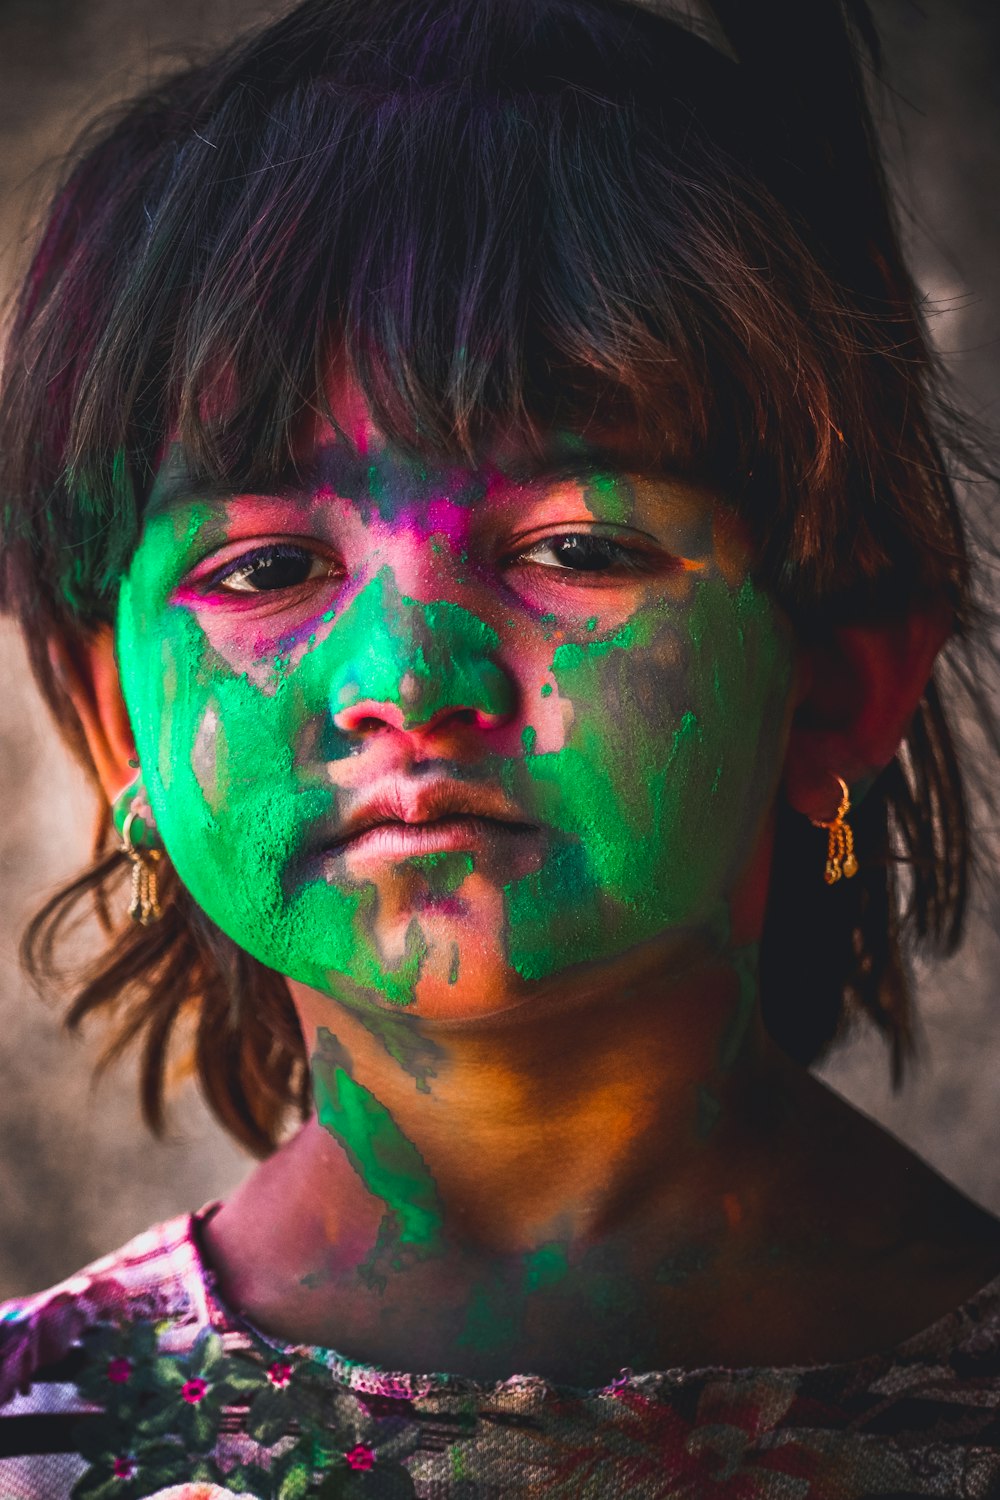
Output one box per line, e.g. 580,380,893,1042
50,625,137,806
784,605,952,821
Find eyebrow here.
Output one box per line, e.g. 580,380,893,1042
294,442,645,500
145,462,303,518
499,452,636,485
144,440,669,515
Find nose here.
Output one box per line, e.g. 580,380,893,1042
334,697,507,735
328,574,516,738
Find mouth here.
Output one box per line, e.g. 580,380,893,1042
326,812,538,861
313,775,542,867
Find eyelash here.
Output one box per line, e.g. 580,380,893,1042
519,534,656,575
200,533,659,596
207,543,334,594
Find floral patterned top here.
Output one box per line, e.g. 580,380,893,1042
3,1207,1000,1499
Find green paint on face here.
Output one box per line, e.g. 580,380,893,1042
504,576,792,980
584,472,630,525
324,570,510,728
309,445,487,524
110,780,157,848
116,547,508,1005
407,851,474,898
116,461,792,1015
312,1028,445,1287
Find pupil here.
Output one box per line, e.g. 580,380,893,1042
249,552,310,590
558,537,612,571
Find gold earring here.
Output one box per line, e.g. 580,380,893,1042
115,783,164,926
121,809,163,925
810,775,858,885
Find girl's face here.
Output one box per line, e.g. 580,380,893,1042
116,391,795,1019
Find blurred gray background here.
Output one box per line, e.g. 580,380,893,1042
1,0,999,1298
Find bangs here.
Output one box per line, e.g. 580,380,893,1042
0,0,982,1138
169,76,807,478
2,0,954,621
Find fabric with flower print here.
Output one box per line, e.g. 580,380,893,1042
3,1209,1000,1497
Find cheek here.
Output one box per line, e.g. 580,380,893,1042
116,589,504,1006
118,595,340,974
503,576,793,978
116,541,791,1000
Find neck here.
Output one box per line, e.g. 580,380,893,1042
307,941,766,1252
202,921,1000,1382
209,938,817,1380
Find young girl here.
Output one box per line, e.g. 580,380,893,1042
2,0,999,1494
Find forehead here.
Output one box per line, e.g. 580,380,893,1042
302,370,677,475
147,397,690,525
144,445,728,565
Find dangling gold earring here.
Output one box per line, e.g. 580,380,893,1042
810,775,858,885
113,781,164,925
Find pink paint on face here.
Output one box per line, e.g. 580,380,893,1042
168,433,645,743
124,371,789,1020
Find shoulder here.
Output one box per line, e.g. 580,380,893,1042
0,1212,211,1410
0,1211,283,1498
896,1259,1000,1385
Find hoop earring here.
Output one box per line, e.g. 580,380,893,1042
113,782,164,926
810,775,858,885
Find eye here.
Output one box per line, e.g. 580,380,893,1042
209,543,333,594
519,533,654,574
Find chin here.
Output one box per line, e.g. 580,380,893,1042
403,975,530,1021
404,930,536,1026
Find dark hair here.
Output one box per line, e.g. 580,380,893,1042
0,0,991,1153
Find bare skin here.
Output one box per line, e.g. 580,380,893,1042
201,945,1000,1385
66,384,1000,1387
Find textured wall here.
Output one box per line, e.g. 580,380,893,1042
1,0,998,1299
0,0,268,1297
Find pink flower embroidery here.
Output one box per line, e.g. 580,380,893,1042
112,1456,137,1479
181,1376,209,1404
142,1487,259,1500
107,1357,132,1384
344,1443,375,1471
267,1360,293,1388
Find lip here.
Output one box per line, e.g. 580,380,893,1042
316,775,539,863
328,814,534,861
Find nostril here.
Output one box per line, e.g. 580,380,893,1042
332,699,407,734
333,696,512,736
